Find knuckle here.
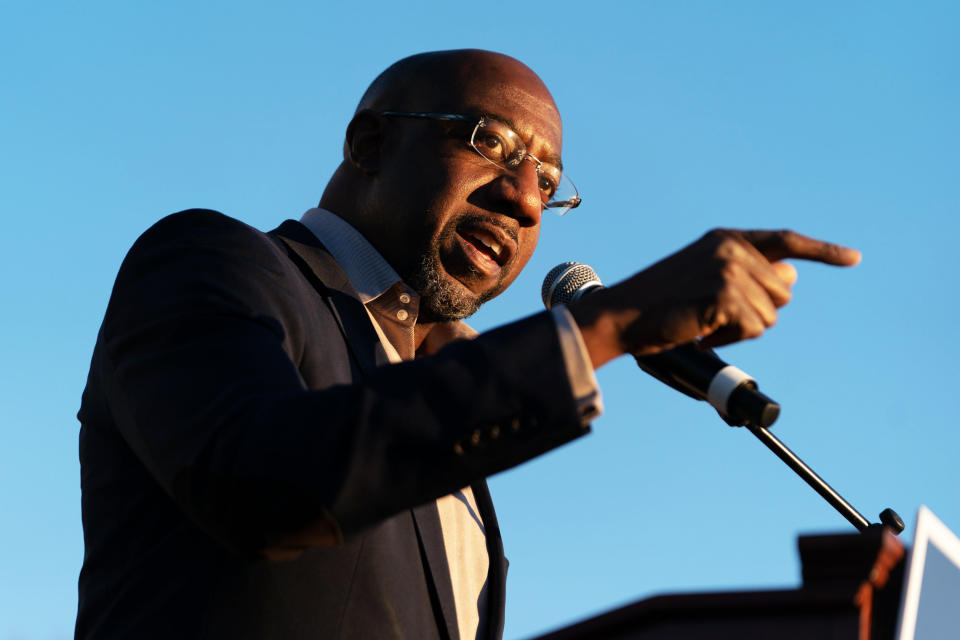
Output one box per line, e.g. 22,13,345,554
704,228,737,249
824,243,843,260
718,262,741,285
715,238,742,261
777,229,800,250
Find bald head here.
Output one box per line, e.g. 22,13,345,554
355,49,559,124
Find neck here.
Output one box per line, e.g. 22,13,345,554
319,169,404,279
318,165,363,228
416,317,478,358
414,321,438,354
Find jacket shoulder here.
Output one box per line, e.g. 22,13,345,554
119,209,293,276
137,208,267,246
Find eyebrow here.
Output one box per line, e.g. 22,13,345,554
483,111,564,171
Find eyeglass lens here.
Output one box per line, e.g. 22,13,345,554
469,119,580,214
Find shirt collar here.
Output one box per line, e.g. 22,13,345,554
298,207,478,357
299,207,403,304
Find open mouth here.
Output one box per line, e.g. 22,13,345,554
462,229,505,264
456,221,515,271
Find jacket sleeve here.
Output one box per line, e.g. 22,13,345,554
85,209,590,555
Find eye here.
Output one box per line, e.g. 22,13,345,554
475,131,508,160
538,173,558,200
473,119,526,166
536,164,562,200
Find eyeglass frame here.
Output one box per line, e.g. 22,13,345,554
378,111,582,214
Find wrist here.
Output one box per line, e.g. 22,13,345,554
568,300,626,369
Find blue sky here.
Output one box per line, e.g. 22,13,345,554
2,2,958,638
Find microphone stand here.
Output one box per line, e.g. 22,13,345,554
540,262,904,534
740,422,904,534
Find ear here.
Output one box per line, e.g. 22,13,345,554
344,110,384,174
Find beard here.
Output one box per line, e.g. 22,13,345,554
407,252,482,321
405,214,506,322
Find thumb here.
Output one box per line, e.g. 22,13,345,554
772,261,798,286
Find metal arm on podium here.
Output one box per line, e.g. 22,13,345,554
745,423,903,533
723,384,904,535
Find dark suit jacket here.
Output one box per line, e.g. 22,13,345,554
76,210,589,639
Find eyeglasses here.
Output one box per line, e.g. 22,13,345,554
379,111,582,215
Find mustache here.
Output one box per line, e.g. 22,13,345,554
454,213,519,244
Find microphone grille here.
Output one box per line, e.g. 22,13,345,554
541,262,603,309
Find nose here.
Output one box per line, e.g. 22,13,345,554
488,156,543,228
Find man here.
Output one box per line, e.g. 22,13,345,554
76,50,859,639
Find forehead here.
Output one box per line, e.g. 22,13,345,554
410,59,564,164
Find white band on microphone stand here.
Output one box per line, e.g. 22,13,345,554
707,365,754,416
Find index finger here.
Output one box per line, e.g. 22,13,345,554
738,229,861,266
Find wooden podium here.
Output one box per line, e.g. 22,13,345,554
534,527,905,640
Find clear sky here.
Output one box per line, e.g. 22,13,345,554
2,2,958,638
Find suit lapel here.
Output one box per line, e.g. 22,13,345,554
472,480,507,640
410,484,507,640
269,220,389,375
412,502,461,640
270,219,463,638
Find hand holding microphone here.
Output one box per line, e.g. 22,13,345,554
543,262,780,426
543,229,861,426
559,229,860,367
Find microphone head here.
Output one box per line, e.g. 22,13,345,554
541,262,603,309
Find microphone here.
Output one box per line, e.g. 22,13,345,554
542,262,780,428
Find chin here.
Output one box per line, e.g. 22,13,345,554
417,276,484,322
408,253,497,322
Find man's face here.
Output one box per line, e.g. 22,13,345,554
370,61,563,322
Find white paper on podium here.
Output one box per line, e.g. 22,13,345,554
895,506,960,640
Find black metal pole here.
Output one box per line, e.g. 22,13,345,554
746,425,872,532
